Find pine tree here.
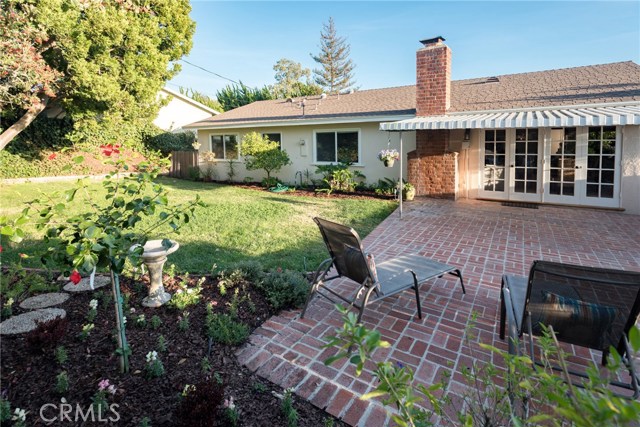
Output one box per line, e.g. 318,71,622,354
311,17,356,94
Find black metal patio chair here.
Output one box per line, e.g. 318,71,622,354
301,217,465,323
499,260,640,399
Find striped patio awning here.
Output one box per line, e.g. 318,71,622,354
380,102,640,131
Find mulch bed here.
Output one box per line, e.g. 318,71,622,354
209,181,396,201
1,274,346,426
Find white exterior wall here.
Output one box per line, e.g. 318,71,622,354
621,125,640,214
195,122,416,186
154,92,214,131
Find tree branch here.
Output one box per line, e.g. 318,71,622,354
0,95,49,150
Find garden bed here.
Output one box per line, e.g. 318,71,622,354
1,271,345,426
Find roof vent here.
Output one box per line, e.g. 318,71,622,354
485,76,500,83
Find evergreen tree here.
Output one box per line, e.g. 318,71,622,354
0,0,195,150
178,87,223,112
311,17,356,94
215,82,273,111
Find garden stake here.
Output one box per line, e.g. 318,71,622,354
111,270,130,373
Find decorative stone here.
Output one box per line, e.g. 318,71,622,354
138,239,179,307
0,308,66,335
63,275,111,292
19,292,69,310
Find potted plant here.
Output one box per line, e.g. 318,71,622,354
377,149,400,167
402,181,416,201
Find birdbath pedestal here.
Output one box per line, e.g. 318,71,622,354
140,239,179,307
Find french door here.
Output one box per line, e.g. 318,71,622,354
479,126,620,208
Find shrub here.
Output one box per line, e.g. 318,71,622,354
55,371,69,394
315,163,365,194
241,132,291,182
145,130,196,156
26,316,68,353
255,269,310,311
175,379,225,427
170,277,203,311
205,306,249,346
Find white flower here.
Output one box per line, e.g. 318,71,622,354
107,384,117,395
146,351,158,363
89,299,98,310
6,297,14,307
122,316,127,325
223,397,235,410
82,323,94,333
12,407,26,422
192,141,201,150
130,307,136,313
136,314,146,323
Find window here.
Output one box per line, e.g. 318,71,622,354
262,133,282,149
210,134,238,160
314,130,359,164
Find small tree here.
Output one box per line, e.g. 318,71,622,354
311,17,356,94
241,132,291,185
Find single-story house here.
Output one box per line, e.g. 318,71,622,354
184,37,640,214
153,87,219,131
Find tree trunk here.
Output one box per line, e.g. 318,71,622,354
0,96,49,150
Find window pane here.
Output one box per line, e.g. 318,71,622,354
527,155,537,167
602,141,615,154
550,183,561,195
602,127,616,140
316,132,335,162
495,130,506,141
515,181,524,193
515,168,525,180
526,169,537,180
564,141,576,155
262,133,282,148
587,156,600,169
587,170,599,183
526,181,537,194
602,155,615,169
588,127,601,140
211,136,224,159
528,129,538,141
337,132,359,163
225,135,238,159
564,128,576,140
485,130,495,141
563,183,574,196
601,170,614,184
515,155,525,167
515,141,526,154
527,141,538,154
495,155,505,166
516,129,526,141
586,184,599,197
601,185,614,198
588,141,600,155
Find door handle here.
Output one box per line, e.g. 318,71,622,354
575,165,582,169
510,164,514,167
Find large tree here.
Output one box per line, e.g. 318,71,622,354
272,58,322,99
311,17,356,94
215,81,273,112
0,0,195,150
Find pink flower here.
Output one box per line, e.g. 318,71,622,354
70,270,82,285
98,379,110,391
100,144,121,157
48,153,57,160
223,397,235,409
0,245,3,253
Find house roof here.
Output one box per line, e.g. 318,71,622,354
160,87,220,115
185,61,640,129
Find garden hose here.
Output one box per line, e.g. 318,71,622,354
269,183,289,193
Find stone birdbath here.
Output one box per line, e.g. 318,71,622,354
138,239,179,307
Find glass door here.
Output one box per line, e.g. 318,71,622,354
509,129,541,202
479,129,508,200
543,126,620,207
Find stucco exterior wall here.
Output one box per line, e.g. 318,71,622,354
194,122,416,186
621,125,640,214
154,92,214,131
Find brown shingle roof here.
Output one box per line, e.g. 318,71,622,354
186,61,640,128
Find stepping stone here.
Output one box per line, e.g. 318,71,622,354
63,275,110,292
0,308,66,335
19,292,69,309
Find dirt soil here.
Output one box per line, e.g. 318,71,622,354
0,274,346,426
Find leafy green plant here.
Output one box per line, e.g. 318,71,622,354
227,159,238,182
0,398,10,423
55,371,69,394
177,312,190,332
201,356,212,373
252,381,267,393
55,345,68,365
1,297,14,319
241,132,291,183
315,163,365,194
255,269,309,311
146,130,195,155
281,388,298,427
135,314,147,328
79,323,94,342
150,315,162,329
145,351,165,378
138,416,152,427
205,304,249,346
157,335,167,353
187,166,201,181
170,276,204,311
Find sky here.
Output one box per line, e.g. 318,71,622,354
168,1,640,99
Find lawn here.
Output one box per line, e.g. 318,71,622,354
0,178,397,273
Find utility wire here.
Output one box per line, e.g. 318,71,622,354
179,59,240,85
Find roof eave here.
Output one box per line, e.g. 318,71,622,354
184,114,416,130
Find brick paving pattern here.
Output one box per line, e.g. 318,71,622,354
235,199,640,426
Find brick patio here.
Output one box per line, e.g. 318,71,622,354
235,198,640,426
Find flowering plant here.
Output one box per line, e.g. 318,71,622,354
145,350,165,378
92,379,116,417
377,149,400,162
192,141,201,150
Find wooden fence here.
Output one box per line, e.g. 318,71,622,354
170,151,199,179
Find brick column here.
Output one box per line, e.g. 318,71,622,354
407,130,457,199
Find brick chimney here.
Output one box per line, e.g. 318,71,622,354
416,36,451,116
408,36,457,200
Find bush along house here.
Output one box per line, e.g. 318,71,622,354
185,36,640,213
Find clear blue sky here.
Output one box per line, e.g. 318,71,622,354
168,1,640,98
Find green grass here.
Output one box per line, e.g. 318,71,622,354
0,178,396,272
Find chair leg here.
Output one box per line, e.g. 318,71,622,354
300,258,333,319
410,271,422,319
300,280,321,319
453,269,466,294
499,278,506,340
356,286,378,324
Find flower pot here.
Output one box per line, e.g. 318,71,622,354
403,187,416,201
383,159,395,167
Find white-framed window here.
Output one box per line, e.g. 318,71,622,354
210,134,239,160
313,129,360,164
262,133,282,149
